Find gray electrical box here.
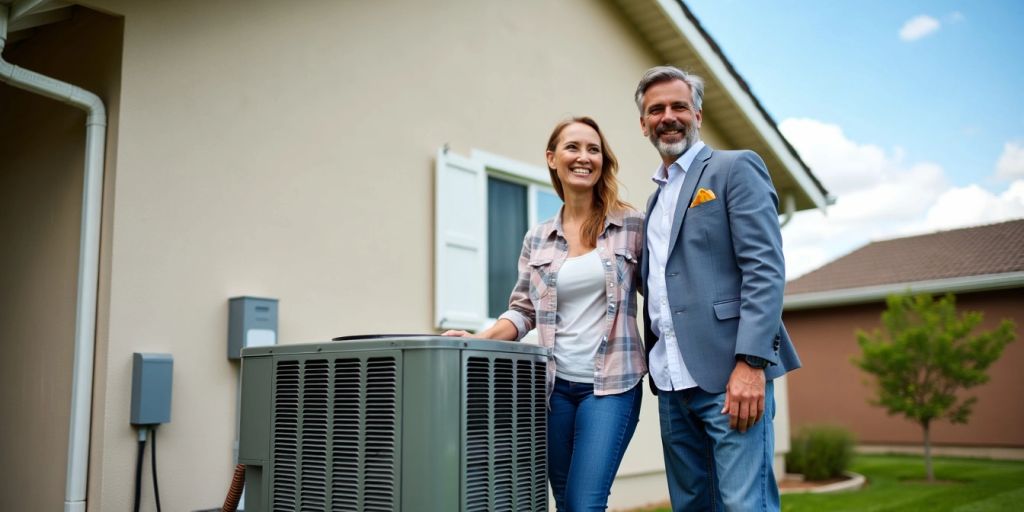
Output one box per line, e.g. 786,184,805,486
130,353,173,425
228,296,278,360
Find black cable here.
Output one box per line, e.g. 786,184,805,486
151,427,162,512
133,433,146,512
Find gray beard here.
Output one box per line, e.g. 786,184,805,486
651,128,700,160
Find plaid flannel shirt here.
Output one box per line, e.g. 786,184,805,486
499,208,648,398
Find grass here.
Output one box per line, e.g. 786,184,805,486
629,454,1024,512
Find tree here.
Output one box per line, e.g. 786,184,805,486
853,293,1015,482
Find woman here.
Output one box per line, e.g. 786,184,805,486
445,117,647,511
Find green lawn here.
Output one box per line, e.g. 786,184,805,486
783,454,1024,511
633,455,1024,512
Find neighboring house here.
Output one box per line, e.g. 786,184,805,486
1,1,828,510
784,219,1024,452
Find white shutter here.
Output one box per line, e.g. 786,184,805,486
434,147,488,330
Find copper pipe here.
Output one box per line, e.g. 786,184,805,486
221,464,246,512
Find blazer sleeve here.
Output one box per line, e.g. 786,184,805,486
725,151,786,363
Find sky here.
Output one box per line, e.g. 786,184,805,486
685,0,1024,278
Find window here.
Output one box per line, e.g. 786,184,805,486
486,176,562,318
435,148,561,331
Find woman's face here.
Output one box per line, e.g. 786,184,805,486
547,122,603,196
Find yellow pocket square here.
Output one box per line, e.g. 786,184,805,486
689,188,717,208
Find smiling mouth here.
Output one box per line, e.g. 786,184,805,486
658,128,684,139
656,121,686,138
569,167,592,176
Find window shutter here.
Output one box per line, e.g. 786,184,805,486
434,147,487,330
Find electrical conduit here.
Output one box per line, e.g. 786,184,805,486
0,5,107,512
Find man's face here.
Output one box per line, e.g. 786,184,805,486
640,79,703,161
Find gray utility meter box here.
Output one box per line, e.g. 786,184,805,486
238,335,550,512
228,296,278,360
130,353,173,425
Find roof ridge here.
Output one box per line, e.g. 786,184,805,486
786,218,1024,294
866,217,1024,245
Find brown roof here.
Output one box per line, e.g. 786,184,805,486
786,219,1024,295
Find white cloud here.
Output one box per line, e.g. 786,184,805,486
923,181,1024,231
899,15,941,41
995,141,1024,181
778,118,1023,280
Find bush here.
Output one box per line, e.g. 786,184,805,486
786,425,855,481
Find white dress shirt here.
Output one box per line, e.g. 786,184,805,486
646,140,705,391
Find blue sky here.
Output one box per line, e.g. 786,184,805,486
687,0,1024,277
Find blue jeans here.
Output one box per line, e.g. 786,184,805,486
547,378,642,512
658,380,778,512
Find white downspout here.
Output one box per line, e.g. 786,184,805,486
0,6,107,512
779,191,796,228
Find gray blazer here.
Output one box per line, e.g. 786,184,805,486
641,145,801,394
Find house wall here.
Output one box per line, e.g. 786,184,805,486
4,0,777,509
784,288,1024,447
77,0,691,509
0,9,122,512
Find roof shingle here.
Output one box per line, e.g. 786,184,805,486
785,219,1024,295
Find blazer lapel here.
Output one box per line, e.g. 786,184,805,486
667,146,713,253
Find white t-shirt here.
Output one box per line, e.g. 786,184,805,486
553,249,606,383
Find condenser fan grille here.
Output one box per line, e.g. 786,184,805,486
272,356,398,511
463,356,547,512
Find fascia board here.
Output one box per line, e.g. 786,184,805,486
784,272,1024,311
646,0,830,212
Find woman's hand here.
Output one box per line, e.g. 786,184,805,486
442,319,519,341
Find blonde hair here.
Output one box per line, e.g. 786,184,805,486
545,116,633,246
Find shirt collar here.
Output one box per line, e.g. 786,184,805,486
541,205,625,239
651,140,706,185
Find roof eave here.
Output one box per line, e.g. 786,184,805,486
614,0,830,212
784,271,1024,311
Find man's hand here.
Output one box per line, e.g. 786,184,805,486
721,360,766,433
441,330,472,337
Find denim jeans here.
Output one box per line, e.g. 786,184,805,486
658,380,778,512
547,378,642,512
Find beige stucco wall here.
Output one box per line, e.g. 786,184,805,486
0,9,122,512
5,0,759,510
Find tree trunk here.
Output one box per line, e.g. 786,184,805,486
923,421,934,482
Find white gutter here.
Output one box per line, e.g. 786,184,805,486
784,271,1024,311
0,5,106,512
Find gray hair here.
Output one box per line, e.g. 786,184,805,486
634,66,705,113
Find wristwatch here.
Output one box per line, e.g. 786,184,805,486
738,354,770,369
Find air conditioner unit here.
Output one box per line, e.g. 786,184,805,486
238,335,550,512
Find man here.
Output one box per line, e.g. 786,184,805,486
636,65,801,511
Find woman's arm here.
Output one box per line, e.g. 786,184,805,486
442,230,537,341
442,318,518,340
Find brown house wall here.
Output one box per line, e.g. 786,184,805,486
783,288,1024,447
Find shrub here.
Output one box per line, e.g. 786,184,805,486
786,425,855,481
